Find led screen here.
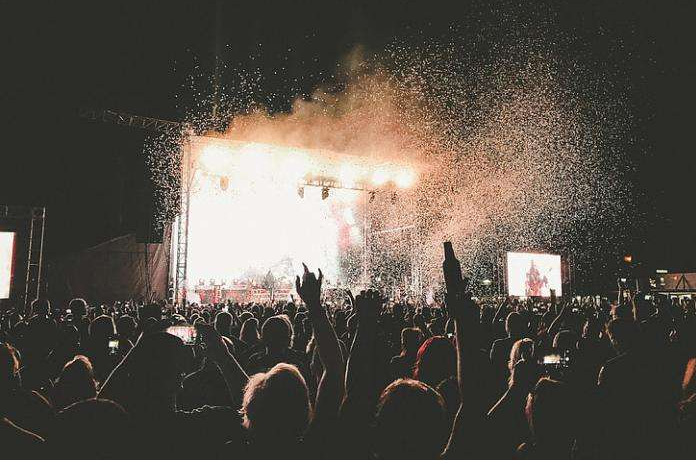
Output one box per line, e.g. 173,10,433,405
506,251,562,297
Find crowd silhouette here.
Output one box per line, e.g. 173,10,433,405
1,252,696,460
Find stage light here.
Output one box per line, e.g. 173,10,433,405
623,255,633,263
200,144,230,172
219,176,229,191
297,186,304,198
395,169,416,188
339,164,360,188
322,187,330,200
372,168,390,186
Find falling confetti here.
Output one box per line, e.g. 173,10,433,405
145,22,634,295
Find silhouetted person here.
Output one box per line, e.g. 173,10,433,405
390,327,423,380
52,355,97,410
48,398,131,460
374,379,450,460
491,312,528,395
517,378,577,460
247,315,310,381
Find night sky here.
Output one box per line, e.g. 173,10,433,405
1,0,694,276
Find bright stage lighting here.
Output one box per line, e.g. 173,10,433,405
338,164,356,187
200,144,231,171
395,169,416,188
372,168,390,186
184,137,419,295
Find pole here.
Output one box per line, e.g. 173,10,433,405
212,0,223,121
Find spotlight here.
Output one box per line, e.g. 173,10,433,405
372,168,390,186
395,169,416,189
297,186,304,198
321,187,330,200
219,176,229,191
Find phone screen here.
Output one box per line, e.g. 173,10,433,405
166,325,198,345
108,339,119,355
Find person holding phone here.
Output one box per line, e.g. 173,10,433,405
98,325,248,460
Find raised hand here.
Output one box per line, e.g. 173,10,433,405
196,323,228,364
354,290,382,325
295,263,323,307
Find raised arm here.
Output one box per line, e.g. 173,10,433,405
295,264,345,427
197,324,249,406
547,303,569,340
443,256,486,458
340,290,380,430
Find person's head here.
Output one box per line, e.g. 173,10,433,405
128,332,188,408
241,363,310,441
607,317,640,354
31,297,51,317
374,379,449,460
582,317,602,340
413,336,456,388
261,315,292,351
214,311,233,336
552,330,578,354
116,315,136,339
526,378,576,447
401,327,423,356
89,315,116,342
509,338,535,371
241,317,260,344
505,312,526,338
50,399,132,459
55,355,97,409
0,342,20,393
68,298,88,318
239,311,253,324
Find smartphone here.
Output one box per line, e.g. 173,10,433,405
166,325,198,345
542,353,570,367
108,339,119,355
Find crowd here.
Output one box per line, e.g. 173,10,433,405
1,256,696,460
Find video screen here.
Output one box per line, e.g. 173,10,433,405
0,232,16,299
506,251,562,297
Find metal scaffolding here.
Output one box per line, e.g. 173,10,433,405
174,140,193,305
